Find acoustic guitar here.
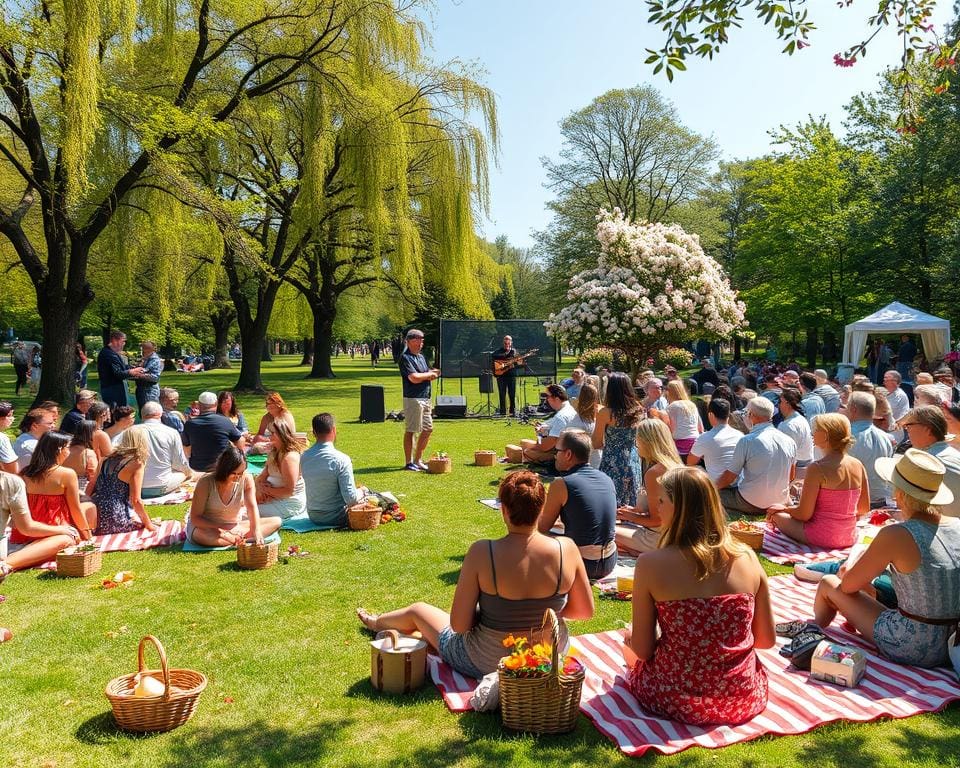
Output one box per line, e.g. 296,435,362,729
493,348,539,377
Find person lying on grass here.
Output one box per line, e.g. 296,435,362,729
811,449,960,669
357,470,594,679
624,466,775,726
186,446,281,547
0,472,82,582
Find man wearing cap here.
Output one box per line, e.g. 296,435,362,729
182,391,245,472
899,405,960,518
399,329,440,471
811,448,960,668
60,389,97,435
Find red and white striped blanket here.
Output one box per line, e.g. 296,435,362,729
37,519,185,570
575,576,960,758
427,576,960,758
754,521,852,565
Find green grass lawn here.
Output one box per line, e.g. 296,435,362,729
1,356,958,768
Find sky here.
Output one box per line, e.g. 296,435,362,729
423,0,955,248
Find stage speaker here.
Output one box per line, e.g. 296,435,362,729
435,395,467,419
359,384,385,422
479,372,494,394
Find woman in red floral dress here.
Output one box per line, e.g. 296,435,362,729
624,467,776,725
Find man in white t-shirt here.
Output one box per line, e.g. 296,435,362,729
882,370,911,423
687,398,743,482
13,408,56,472
139,402,196,498
525,385,578,463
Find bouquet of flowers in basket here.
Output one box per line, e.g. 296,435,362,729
499,634,582,678
65,541,99,554
366,491,406,523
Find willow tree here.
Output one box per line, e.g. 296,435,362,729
0,0,392,404
285,62,502,378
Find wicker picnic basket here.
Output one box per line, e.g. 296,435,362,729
427,456,452,474
237,539,279,570
498,608,584,735
105,635,207,733
348,502,383,530
729,523,764,551
474,450,497,467
55,547,102,577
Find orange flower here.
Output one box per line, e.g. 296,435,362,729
502,655,523,670
502,634,517,649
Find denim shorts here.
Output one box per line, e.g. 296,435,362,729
437,627,485,679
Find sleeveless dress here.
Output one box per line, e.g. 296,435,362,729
10,494,70,544
439,539,571,678
186,477,245,543
803,487,861,548
599,416,641,506
627,593,768,726
92,456,140,535
258,466,306,520
873,517,960,667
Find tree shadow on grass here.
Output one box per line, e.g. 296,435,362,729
889,713,960,763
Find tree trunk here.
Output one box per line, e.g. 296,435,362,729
307,301,337,378
733,335,742,360
300,337,314,366
36,300,87,407
235,321,270,392
824,330,838,363
805,327,818,369
262,338,273,362
209,305,235,369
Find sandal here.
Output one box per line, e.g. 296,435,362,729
356,608,380,633
0,563,11,584
775,620,819,638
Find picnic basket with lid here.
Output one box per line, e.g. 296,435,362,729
237,539,279,570
474,450,497,466
497,608,584,734
370,630,427,694
105,635,207,732
348,501,383,530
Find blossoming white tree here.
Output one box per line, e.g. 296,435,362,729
546,209,746,374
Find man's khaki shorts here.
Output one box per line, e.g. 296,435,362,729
403,397,433,433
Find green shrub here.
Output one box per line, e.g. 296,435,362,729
654,346,694,370
579,346,614,373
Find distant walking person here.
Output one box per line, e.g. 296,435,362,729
399,329,440,471
11,342,29,396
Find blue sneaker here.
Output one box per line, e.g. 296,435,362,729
793,560,843,583
404,462,421,472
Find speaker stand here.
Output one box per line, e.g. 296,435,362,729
471,369,496,417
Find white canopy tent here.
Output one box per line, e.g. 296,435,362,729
842,301,951,365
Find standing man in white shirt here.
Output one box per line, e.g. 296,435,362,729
687,399,743,481
882,370,911,423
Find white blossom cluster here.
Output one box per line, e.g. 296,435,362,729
545,209,746,348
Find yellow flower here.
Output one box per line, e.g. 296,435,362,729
502,655,523,670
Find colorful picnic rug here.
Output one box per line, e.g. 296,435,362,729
753,520,853,565
426,575,960,759
38,519,185,570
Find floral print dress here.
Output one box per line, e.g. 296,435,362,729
92,456,140,535
599,422,641,507
627,593,768,726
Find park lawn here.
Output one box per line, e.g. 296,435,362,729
0,356,957,768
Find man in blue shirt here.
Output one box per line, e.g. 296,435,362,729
133,340,164,412
301,413,365,527
97,331,144,409
398,328,440,471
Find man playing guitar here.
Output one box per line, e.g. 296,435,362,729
491,335,519,417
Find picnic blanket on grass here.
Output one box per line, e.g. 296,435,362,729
36,519,185,570
280,515,340,533
574,575,960,758
427,654,477,712
143,486,194,506
750,520,852,565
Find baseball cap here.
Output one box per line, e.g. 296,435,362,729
198,391,217,406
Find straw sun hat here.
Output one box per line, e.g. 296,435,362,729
875,448,954,506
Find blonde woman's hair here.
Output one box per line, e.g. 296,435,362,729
268,419,304,466
575,383,599,422
812,413,855,453
665,379,690,403
636,418,682,469
113,425,149,464
659,466,748,579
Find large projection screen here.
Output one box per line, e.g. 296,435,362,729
439,320,557,379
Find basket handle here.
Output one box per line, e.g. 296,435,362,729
539,608,561,685
137,635,172,698
377,629,401,650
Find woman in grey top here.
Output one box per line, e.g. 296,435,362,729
813,449,960,668
357,471,594,678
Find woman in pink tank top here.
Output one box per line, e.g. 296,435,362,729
767,413,869,548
